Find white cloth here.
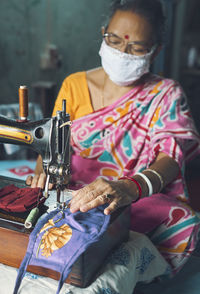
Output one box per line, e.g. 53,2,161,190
0,231,169,294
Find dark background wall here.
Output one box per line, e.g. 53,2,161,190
0,0,109,106
0,0,200,127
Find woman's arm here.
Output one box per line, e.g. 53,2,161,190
132,152,180,197
69,151,180,215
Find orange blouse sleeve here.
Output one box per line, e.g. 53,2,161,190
52,72,93,121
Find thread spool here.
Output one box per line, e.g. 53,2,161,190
24,207,40,229
19,85,28,120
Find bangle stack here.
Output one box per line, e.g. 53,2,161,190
134,172,153,196
145,169,164,191
119,176,142,202
119,169,164,199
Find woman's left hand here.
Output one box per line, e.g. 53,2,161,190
69,178,138,215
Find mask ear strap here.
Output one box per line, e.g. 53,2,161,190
56,272,65,294
13,209,59,293
13,252,32,294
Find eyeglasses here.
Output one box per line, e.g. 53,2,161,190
103,32,154,56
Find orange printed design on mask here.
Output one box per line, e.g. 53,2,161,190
38,218,72,258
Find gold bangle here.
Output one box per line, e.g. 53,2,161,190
145,169,164,191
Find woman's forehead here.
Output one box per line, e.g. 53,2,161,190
107,10,153,41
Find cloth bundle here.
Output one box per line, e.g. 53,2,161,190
13,205,110,294
0,185,44,213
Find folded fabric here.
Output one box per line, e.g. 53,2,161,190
0,184,44,212
13,205,110,294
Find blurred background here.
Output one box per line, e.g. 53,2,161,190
0,0,200,158
0,0,110,117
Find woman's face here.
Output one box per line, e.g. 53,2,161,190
105,10,154,55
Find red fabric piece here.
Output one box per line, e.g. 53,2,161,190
0,185,44,213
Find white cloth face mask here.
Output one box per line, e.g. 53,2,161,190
99,40,155,86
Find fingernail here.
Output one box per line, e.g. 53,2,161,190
104,209,110,215
80,205,87,212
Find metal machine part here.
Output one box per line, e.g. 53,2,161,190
0,87,71,207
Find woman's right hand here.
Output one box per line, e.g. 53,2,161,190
26,173,54,190
26,155,54,189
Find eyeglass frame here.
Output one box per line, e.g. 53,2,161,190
102,31,156,55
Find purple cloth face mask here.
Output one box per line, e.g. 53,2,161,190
13,204,110,294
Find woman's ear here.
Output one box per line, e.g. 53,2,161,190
150,45,163,64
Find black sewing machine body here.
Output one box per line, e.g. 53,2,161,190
0,115,52,159
0,102,71,193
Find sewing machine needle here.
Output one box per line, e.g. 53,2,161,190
44,174,50,198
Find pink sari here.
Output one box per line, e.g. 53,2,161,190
70,73,200,274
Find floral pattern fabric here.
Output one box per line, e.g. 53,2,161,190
70,73,200,199
68,73,200,274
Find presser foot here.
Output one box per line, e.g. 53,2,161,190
56,188,68,210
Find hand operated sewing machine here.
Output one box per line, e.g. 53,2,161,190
0,85,71,207
0,85,130,288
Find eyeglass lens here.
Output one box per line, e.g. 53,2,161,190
104,33,151,55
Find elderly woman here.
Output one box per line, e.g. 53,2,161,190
26,0,200,292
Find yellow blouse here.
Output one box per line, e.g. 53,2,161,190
52,72,93,120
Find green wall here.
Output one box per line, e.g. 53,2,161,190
0,0,109,104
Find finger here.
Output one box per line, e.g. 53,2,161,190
26,175,33,186
70,185,98,207
31,174,40,188
79,194,107,213
48,182,54,190
70,190,98,213
70,179,109,213
104,200,119,215
37,173,47,189
70,189,86,209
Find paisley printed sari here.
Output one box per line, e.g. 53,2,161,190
56,72,200,275
69,73,199,198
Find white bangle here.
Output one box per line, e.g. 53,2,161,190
135,172,153,196
145,169,164,191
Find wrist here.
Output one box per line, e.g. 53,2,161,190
132,174,149,196
134,172,153,196
119,176,142,202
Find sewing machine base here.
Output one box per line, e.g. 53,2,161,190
0,177,130,288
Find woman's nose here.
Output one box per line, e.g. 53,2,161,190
120,43,129,53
